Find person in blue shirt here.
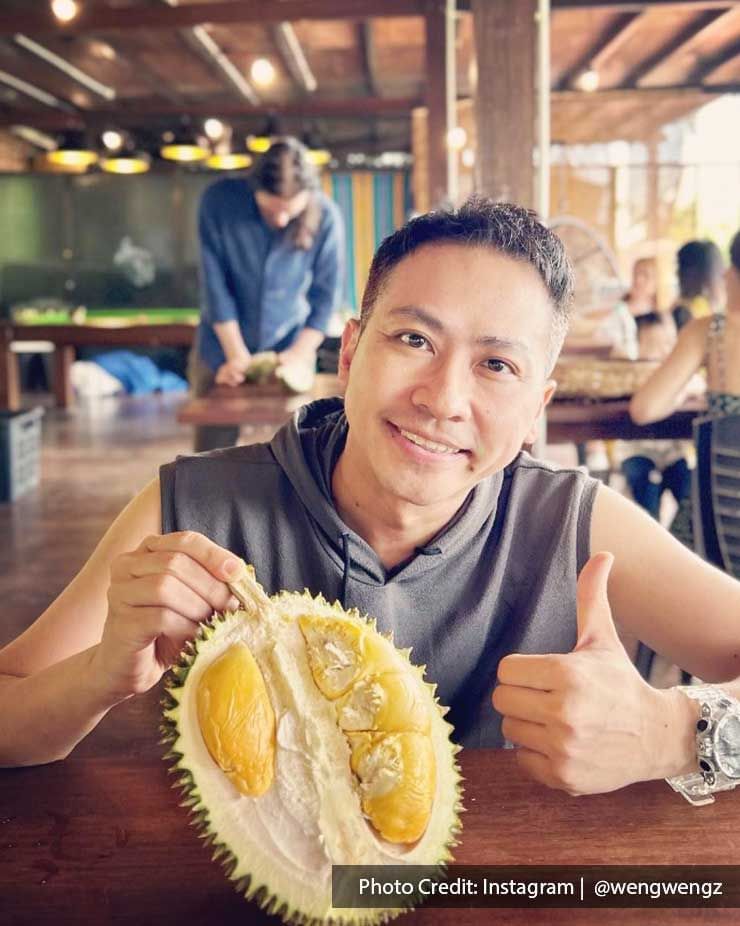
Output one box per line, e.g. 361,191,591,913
190,136,345,451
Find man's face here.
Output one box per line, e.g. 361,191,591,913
255,189,309,229
338,243,557,510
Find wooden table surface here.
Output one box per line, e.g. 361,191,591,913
2,685,739,926
176,374,703,448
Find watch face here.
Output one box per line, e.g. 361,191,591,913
713,714,740,777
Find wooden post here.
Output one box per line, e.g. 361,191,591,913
472,0,537,208
425,0,449,209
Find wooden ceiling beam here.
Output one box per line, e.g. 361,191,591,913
622,8,733,84
554,85,723,102
272,23,317,95
551,1,737,10
0,1,425,37
689,36,740,81
0,97,420,130
557,12,644,89
359,21,381,98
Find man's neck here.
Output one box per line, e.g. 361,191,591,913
331,444,466,571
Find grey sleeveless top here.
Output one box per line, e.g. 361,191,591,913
160,398,598,747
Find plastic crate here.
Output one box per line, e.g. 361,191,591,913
0,407,44,502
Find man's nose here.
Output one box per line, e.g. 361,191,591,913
411,355,473,421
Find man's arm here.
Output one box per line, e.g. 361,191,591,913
592,483,740,682
0,480,239,767
304,204,345,334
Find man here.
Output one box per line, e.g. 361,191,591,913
192,136,345,451
2,199,739,801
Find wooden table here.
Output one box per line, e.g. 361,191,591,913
176,376,703,450
546,398,705,444
1,317,196,411
1,686,739,925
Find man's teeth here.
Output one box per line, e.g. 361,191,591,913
399,428,460,454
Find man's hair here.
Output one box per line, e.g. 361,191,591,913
251,137,321,249
676,239,723,298
359,197,574,365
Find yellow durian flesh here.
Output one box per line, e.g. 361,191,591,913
348,732,436,844
297,614,396,699
336,671,431,734
196,641,276,797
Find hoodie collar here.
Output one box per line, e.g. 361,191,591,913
269,397,504,586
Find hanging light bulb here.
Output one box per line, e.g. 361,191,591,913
246,116,281,153
160,124,208,162
204,118,225,141
205,126,252,170
446,126,467,151
250,58,276,88
102,130,124,151
51,0,80,23
575,67,599,93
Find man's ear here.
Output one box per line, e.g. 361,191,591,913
524,378,557,445
338,318,361,388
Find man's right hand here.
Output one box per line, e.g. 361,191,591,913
90,531,242,700
215,352,251,387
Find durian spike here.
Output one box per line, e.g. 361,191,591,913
227,562,272,618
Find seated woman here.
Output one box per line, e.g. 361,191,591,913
630,230,740,548
671,239,725,330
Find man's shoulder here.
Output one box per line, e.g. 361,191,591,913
201,177,253,211
507,450,593,486
316,192,343,229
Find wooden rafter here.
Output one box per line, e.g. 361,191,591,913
623,8,734,85
551,1,737,10
689,35,740,81
557,12,644,89
359,21,381,98
0,1,425,37
90,35,184,106
272,23,317,95
174,27,259,104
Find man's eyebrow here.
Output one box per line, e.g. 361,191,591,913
387,305,532,355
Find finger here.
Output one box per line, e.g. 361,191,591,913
112,605,204,651
492,683,554,725
114,573,222,623
575,551,620,651
497,653,564,690
501,716,551,756
515,748,560,790
137,532,243,584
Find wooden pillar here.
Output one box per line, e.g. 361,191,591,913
425,0,449,209
472,0,537,208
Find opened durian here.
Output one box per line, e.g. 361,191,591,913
244,351,315,395
161,563,463,925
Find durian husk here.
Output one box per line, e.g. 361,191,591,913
244,351,315,395
161,564,464,926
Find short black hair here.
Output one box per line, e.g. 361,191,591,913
251,136,319,197
360,197,574,365
676,240,723,298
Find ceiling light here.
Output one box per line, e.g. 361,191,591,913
160,126,208,163
575,68,599,93
46,130,98,170
461,147,475,168
303,130,331,167
251,58,276,88
51,0,79,23
102,130,123,151
100,152,151,175
205,152,253,171
247,116,281,153
204,118,225,141
446,126,467,151
89,40,116,61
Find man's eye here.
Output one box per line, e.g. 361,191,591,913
399,332,429,350
484,359,515,374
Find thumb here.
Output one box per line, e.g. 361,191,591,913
574,551,620,651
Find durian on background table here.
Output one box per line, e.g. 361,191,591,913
1,685,737,926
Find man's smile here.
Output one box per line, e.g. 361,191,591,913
387,421,470,459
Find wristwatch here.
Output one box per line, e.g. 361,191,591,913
667,685,740,806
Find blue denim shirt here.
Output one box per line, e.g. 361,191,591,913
197,178,344,371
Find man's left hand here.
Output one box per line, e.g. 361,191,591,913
278,345,317,369
493,552,685,795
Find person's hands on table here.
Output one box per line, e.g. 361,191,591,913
90,531,242,701
278,344,317,369
493,552,698,795
215,351,251,387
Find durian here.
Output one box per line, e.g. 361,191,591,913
244,351,315,395
161,562,463,925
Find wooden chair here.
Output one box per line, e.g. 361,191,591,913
693,413,740,579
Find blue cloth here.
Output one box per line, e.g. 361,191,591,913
197,178,345,372
92,351,188,395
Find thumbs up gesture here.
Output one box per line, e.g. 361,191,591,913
493,552,693,795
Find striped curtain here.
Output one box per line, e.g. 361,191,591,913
321,171,412,313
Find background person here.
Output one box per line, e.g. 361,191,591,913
191,136,345,451
671,239,725,330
